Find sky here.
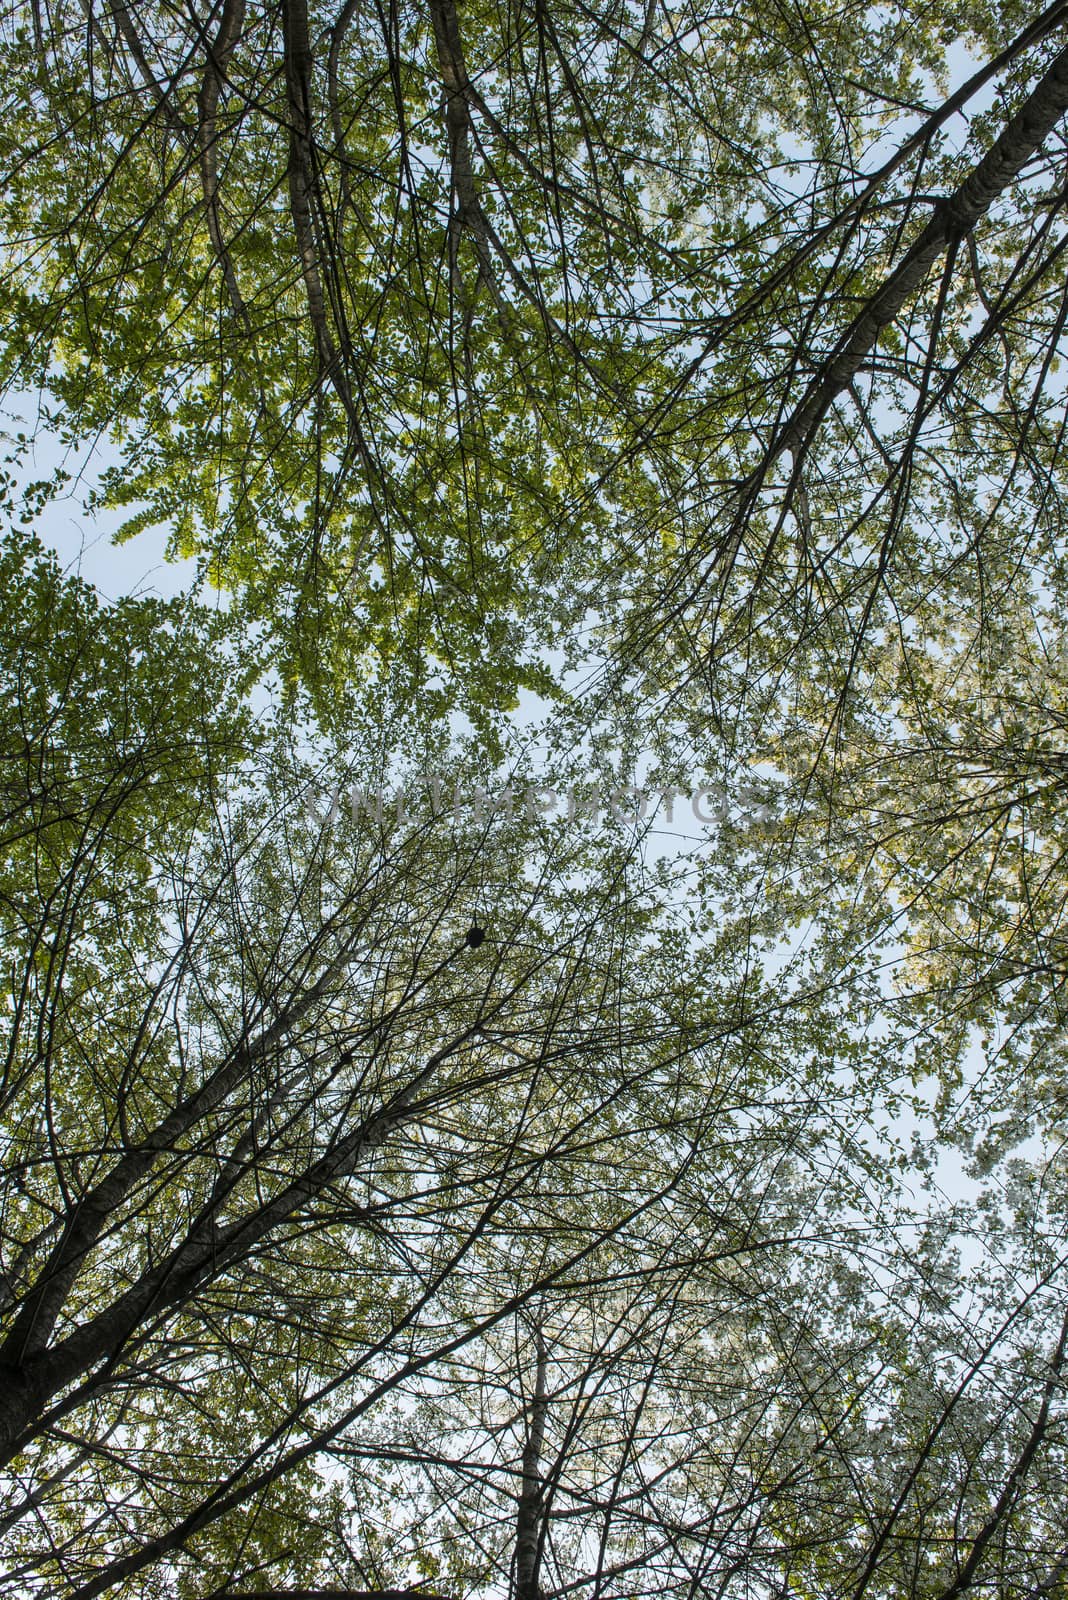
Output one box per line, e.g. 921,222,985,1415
5,390,200,602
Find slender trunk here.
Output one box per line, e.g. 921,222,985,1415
0,1037,456,1464
0,939,352,1373
779,40,1068,459
515,1326,548,1600
282,0,353,410
197,0,249,321
934,1307,1068,1600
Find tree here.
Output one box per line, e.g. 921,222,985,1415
0,534,780,1591
7,0,1066,719
4,1,1068,1597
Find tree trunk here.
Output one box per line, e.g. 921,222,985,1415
515,1325,549,1600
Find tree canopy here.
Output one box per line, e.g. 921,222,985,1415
2,0,1068,1596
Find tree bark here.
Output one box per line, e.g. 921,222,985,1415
778,39,1068,459
515,1325,548,1600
